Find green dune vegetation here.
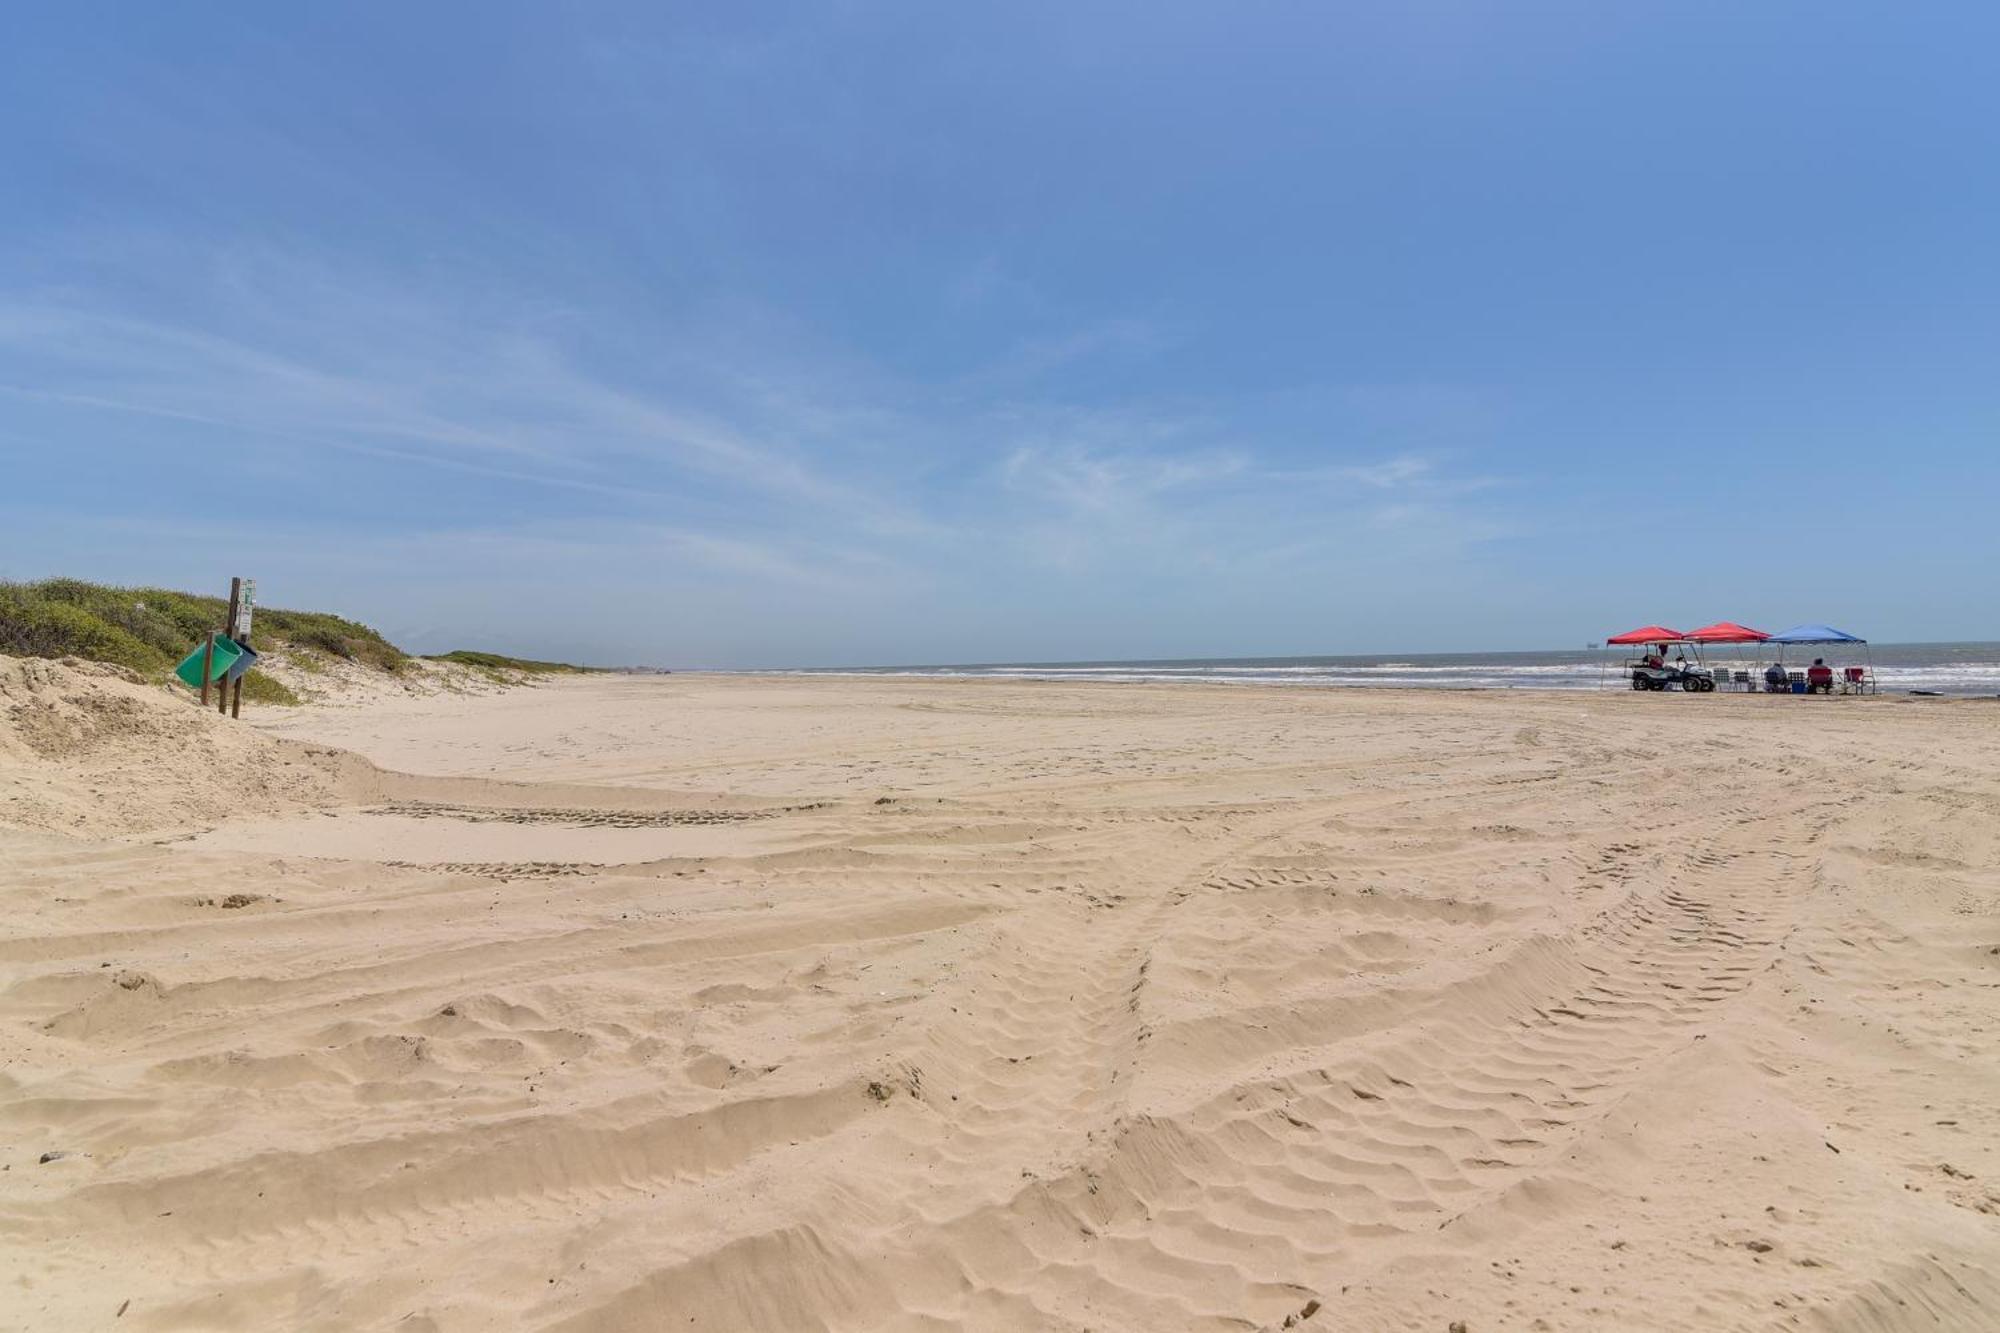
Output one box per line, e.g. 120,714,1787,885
0,578,598,704
428,650,605,677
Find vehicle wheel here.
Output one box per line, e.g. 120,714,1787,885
1700,677,1716,692
1631,675,1647,690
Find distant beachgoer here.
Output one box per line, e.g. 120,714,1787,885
1764,661,1787,691
1807,657,1834,694
1643,645,1666,669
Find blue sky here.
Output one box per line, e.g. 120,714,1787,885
4,3,1996,666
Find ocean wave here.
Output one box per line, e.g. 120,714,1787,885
766,650,2000,696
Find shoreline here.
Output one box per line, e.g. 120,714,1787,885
680,666,1994,702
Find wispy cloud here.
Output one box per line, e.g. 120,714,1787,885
1001,441,1248,513
975,398,1510,582
960,318,1175,391
0,259,938,538
1269,453,1500,493
0,304,534,455
2,243,1516,662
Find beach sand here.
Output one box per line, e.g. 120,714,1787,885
3,661,1997,1330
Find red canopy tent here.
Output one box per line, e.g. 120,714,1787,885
1682,621,1768,643
1606,625,1684,645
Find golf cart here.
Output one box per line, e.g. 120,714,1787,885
1628,654,1715,692
1604,626,1716,692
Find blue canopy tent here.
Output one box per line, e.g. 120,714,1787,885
1765,624,1873,693
1767,624,1864,645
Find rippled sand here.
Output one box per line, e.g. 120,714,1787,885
5,665,1998,1330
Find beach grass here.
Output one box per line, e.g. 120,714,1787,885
427,650,604,676
0,578,600,702
0,577,402,702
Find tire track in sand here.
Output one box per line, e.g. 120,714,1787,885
840,789,1840,1330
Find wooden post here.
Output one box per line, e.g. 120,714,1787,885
199,632,215,707
231,674,243,719
220,577,243,718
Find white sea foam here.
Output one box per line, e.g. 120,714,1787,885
771,645,2000,696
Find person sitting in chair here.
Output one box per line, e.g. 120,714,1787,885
1643,644,1667,670
1806,658,1835,694
1764,661,1788,692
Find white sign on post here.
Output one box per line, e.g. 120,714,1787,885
233,578,256,640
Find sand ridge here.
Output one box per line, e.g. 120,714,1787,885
2,666,1997,1330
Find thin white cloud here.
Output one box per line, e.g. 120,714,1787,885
0,304,534,455
1001,442,1249,513
0,247,1520,661
0,277,933,540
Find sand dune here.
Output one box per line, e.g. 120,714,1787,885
3,662,1997,1330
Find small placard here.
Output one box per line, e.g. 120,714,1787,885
233,578,256,639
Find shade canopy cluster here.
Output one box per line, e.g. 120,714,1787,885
1605,622,1867,646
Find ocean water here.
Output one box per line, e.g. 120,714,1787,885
782,642,2000,696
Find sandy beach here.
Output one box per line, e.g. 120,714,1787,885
4,662,1998,1331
